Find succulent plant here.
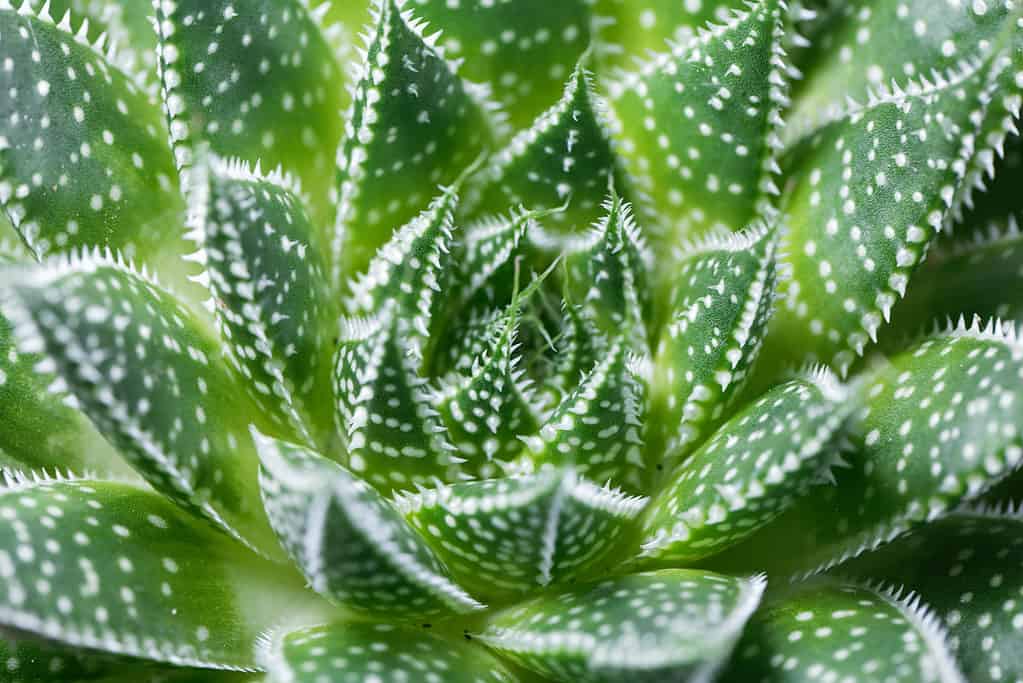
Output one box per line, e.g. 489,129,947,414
0,0,1021,681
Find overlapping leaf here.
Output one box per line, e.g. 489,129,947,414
259,621,515,683
0,474,311,671
469,59,628,237
709,321,1023,576
0,3,182,260
154,0,345,225
650,224,778,461
606,0,791,241
397,468,647,600
640,369,847,564
720,581,964,682
2,253,281,557
843,508,1023,683
194,157,336,444
333,0,495,280
254,432,484,619
412,0,592,129
770,8,1023,372
479,569,765,683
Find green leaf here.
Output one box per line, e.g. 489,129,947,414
258,621,516,683
397,468,648,600
606,0,791,241
2,253,282,557
788,0,1021,142
411,0,592,129
0,473,314,671
546,300,607,402
469,59,629,237
955,128,1022,231
719,580,964,683
333,0,496,280
0,306,124,476
154,0,345,226
769,10,1023,373
649,224,778,461
254,431,485,619
479,569,766,683
193,157,337,445
711,321,1023,576
842,507,1023,683
347,186,459,365
523,337,650,493
640,369,848,564
563,194,652,351
333,309,461,492
0,632,120,682
0,3,182,259
592,0,743,69
432,306,542,478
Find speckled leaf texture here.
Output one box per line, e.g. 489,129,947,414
0,0,1022,681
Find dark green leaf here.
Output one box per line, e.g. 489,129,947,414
254,431,485,619
479,569,766,683
397,468,648,600
0,3,182,259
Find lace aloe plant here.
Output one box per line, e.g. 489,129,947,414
0,0,1021,681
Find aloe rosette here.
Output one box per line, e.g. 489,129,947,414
0,0,1021,681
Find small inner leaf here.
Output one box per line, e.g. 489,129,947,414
650,224,778,462
640,369,848,564
719,581,964,683
469,58,628,236
479,569,765,683
606,0,791,241
333,0,495,280
154,0,345,225
3,253,281,558
396,468,648,600
259,621,516,683
0,4,182,260
254,432,484,619
525,337,649,493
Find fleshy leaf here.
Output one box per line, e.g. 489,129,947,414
592,0,741,69
479,569,765,683
193,157,336,444
719,581,964,683
347,186,458,364
0,3,182,259
254,432,485,619
154,0,345,224
524,337,649,492
469,59,628,236
563,194,652,351
546,300,607,402
412,0,592,129
333,309,461,492
432,305,542,477
788,0,1020,141
711,321,1023,576
333,0,496,280
650,224,778,461
640,369,847,564
2,252,281,557
258,621,516,683
0,474,315,671
770,13,1023,373
842,507,1023,683
396,468,648,600
606,0,791,240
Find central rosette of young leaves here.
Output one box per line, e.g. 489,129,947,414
0,0,1021,681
